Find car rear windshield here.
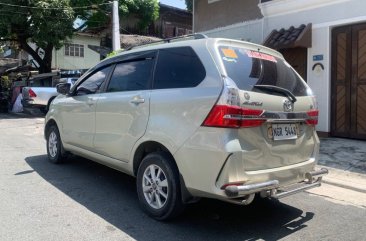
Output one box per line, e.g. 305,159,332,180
218,46,312,96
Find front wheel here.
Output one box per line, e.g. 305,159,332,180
46,125,66,164
136,152,184,220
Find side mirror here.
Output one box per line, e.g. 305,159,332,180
56,83,71,95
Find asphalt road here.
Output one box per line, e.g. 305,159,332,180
0,113,365,241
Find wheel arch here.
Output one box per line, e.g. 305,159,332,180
132,140,196,204
133,141,172,176
44,118,59,139
46,96,56,111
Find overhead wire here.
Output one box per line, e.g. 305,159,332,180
0,2,111,10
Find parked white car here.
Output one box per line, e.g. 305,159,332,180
22,77,78,113
45,35,328,220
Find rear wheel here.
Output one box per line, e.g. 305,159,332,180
46,125,66,164
136,152,184,220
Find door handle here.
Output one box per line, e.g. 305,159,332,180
130,97,145,105
87,99,95,106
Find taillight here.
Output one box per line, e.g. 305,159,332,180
306,109,319,125
28,89,37,98
202,105,265,128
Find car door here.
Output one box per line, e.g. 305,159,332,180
60,65,113,151
93,51,155,161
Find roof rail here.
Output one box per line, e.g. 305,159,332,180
126,33,208,51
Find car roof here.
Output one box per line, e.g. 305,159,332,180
93,36,284,72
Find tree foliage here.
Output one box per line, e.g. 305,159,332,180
185,0,192,12
0,0,159,73
0,0,75,73
72,0,159,32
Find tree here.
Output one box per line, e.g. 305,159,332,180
73,0,159,34
185,0,192,12
0,0,75,73
0,0,159,74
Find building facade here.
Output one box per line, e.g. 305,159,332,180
51,33,101,70
120,3,192,38
193,0,366,140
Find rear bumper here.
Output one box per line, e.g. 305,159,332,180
21,99,44,108
224,168,328,198
174,127,321,201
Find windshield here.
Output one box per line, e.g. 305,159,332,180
218,46,312,96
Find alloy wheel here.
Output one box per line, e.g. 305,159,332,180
48,131,58,158
142,164,169,209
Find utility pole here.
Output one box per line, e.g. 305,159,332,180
112,0,121,51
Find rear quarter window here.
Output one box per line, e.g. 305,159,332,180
218,46,311,96
153,47,206,89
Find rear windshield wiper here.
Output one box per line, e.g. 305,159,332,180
253,85,297,103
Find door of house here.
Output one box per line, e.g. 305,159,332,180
331,23,366,139
281,47,307,81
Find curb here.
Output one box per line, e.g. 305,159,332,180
317,165,366,193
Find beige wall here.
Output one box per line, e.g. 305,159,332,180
194,0,262,32
52,34,100,70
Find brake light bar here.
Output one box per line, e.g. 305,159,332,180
202,105,266,128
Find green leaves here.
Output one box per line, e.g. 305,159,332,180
75,0,159,31
0,0,160,73
185,0,192,12
0,0,76,72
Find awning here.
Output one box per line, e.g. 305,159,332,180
263,23,312,50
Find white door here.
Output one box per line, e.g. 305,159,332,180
93,54,155,161
61,65,113,151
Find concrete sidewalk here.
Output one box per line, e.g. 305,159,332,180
318,137,366,193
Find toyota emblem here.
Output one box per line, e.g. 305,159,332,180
283,99,294,112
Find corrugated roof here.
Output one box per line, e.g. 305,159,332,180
120,34,161,49
263,23,312,50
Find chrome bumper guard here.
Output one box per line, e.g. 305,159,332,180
225,168,329,198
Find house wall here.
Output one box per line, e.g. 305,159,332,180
194,0,262,32
261,0,366,133
202,19,263,43
120,4,192,38
196,0,366,133
52,34,100,70
156,4,192,38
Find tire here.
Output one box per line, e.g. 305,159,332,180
46,125,66,164
136,152,185,220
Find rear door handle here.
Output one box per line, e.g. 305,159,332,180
130,97,145,105
87,98,96,106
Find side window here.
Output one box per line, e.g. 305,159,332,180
154,47,206,89
107,59,153,92
76,65,112,95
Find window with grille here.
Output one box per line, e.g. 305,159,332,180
65,44,84,57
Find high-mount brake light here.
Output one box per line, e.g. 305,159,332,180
306,109,319,125
202,105,266,128
28,89,37,98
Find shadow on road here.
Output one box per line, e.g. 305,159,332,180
0,112,44,120
25,155,314,241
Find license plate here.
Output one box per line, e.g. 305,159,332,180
270,123,298,141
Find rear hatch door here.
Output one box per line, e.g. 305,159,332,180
216,44,318,171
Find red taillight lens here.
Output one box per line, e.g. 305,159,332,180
28,89,37,98
202,105,265,128
306,109,319,125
